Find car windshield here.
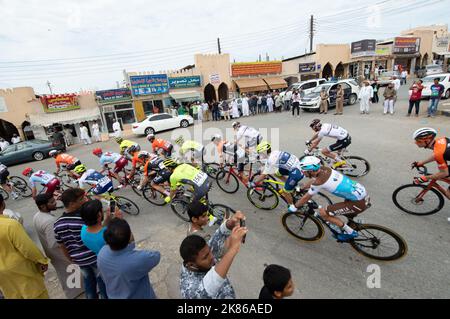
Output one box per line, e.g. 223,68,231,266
423,76,445,82
312,85,330,93
426,65,441,70
30,140,48,144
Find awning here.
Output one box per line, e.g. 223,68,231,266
29,107,101,127
263,77,288,90
169,91,201,101
434,51,450,57
233,78,269,93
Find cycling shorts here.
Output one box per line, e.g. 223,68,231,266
325,196,370,216
152,170,172,185
114,157,128,173
0,170,9,185
66,160,82,171
92,181,114,195
283,168,303,192
328,135,351,152
45,178,61,195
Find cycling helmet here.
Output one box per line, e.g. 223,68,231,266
256,141,271,153
299,156,321,172
92,148,102,156
22,167,33,176
146,133,155,141
309,119,321,129
73,164,87,174
174,136,185,146
163,158,178,168
128,144,140,154
232,121,241,129
115,137,123,144
211,134,222,142
137,151,151,159
49,150,59,157
412,127,437,140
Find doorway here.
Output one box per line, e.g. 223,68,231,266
204,83,217,103
218,83,229,101
0,119,19,142
322,63,333,79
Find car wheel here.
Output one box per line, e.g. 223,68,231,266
348,94,357,105
445,89,450,99
180,120,189,128
144,127,155,135
33,152,44,161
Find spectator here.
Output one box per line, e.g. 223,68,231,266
364,66,370,80
0,194,49,299
359,80,374,115
63,126,74,146
274,94,283,113
371,80,379,104
187,200,213,241
179,211,248,299
242,95,250,117
231,99,240,119
319,87,329,114
257,94,262,114
51,128,66,151
197,102,204,122
222,99,231,121
0,138,10,151
334,84,344,115
53,188,108,299
407,80,424,117
383,83,397,115
112,119,122,138
427,77,445,118
249,95,258,115
261,94,268,113
283,90,292,111
33,193,83,299
97,219,160,299
178,105,187,116
401,70,408,85
291,89,301,117
374,64,379,80
11,134,21,144
392,76,401,91
92,120,101,143
192,103,199,121
204,102,211,122
212,101,220,121
258,264,294,299
267,95,274,112
79,123,92,145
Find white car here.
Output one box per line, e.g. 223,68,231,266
279,78,327,100
300,80,360,111
131,113,194,136
420,73,450,99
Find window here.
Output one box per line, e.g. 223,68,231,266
114,103,133,110
301,82,316,90
319,80,326,84
348,80,359,87
143,101,154,115
149,115,163,121
341,83,351,90
116,110,136,124
158,114,172,120
1,145,16,154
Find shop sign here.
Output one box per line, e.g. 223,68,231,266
130,74,169,96
95,88,131,104
210,74,220,84
231,61,282,77
40,94,80,113
393,37,420,54
299,62,316,73
435,36,449,48
168,76,202,88
0,97,7,112
351,39,376,57
376,47,391,56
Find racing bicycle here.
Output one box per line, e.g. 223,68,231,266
215,160,263,194
0,175,32,200
101,165,142,196
86,190,140,216
282,201,408,261
392,165,449,216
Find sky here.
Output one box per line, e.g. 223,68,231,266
0,0,449,94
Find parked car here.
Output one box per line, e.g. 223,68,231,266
300,80,360,111
420,73,450,99
0,140,65,166
279,78,327,100
131,113,194,136
377,70,400,87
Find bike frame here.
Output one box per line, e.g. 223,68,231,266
222,161,259,186
416,177,450,201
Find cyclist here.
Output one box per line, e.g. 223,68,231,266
165,162,211,204
211,134,248,184
289,156,370,241
115,137,140,161
306,119,351,169
137,151,166,190
49,150,81,180
250,141,304,205
140,155,176,200
147,134,174,157
73,164,114,198
174,136,204,167
92,148,128,186
22,167,60,200
0,162,19,200
232,121,262,157
411,127,450,198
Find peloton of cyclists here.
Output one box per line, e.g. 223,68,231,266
147,134,174,158
211,134,248,184
92,148,128,186
49,150,82,180
73,164,114,198
22,167,61,200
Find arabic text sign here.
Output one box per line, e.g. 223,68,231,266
351,39,376,57
41,94,79,113
130,74,169,96
394,37,420,54
168,76,202,88
299,62,316,73
96,88,132,103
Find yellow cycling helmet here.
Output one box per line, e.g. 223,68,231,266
74,164,87,174
163,158,179,168
256,141,271,153
174,136,185,146
115,137,123,144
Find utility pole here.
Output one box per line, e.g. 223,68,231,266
46,80,53,94
309,15,315,53
217,38,221,54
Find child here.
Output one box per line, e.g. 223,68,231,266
186,200,212,241
259,264,295,299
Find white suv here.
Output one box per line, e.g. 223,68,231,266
280,78,327,101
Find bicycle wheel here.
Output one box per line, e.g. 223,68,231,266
0,188,9,200
10,176,32,198
216,169,240,194
116,196,140,216
350,224,408,261
171,197,190,222
247,185,279,210
203,163,221,178
339,156,370,177
142,187,166,206
392,184,444,216
294,190,333,208
210,204,235,226
281,212,324,241
129,173,143,197
59,173,75,188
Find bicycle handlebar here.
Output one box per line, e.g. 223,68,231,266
415,165,429,175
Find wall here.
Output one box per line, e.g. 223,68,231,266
194,53,232,93
316,44,351,76
282,54,316,78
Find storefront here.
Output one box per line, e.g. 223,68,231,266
392,37,421,73
168,76,203,107
231,61,287,94
95,88,136,133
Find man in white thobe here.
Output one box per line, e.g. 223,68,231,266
231,99,240,118
242,96,250,117
79,124,91,145
0,138,10,151
267,95,274,112
112,119,122,138
92,120,101,143
11,134,21,144
359,81,374,114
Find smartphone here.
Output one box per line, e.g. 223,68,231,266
240,219,246,244
110,200,116,216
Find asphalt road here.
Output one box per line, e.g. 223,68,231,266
5,81,450,299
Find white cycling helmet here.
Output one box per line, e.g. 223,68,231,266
146,133,155,141
232,121,240,129
49,150,59,157
211,134,222,142
412,127,437,140
299,156,322,172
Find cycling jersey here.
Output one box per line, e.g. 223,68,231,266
318,123,348,141
55,154,79,168
263,151,301,175
131,152,146,168
78,169,113,194
217,141,246,159
29,171,56,187
309,169,367,201
99,152,122,166
119,140,138,154
180,141,203,155
152,139,173,152
433,137,450,171
143,156,165,176
236,126,262,148
170,164,210,199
